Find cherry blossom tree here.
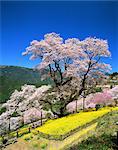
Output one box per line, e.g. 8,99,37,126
0,85,52,134
22,32,111,117
5,84,51,114
2,84,51,127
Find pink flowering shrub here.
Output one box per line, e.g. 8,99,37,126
67,100,83,112
86,103,96,109
91,91,112,106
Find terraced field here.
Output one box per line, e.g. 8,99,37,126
36,107,118,139
3,107,118,150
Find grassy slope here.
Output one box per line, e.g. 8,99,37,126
3,108,118,150
68,110,118,150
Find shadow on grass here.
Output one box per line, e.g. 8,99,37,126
68,134,118,150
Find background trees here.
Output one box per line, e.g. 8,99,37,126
23,32,111,117
109,86,118,106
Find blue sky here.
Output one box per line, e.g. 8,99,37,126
1,1,118,72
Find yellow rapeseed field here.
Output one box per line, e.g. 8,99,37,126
36,107,118,135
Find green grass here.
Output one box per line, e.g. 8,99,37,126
68,110,118,150
22,133,33,141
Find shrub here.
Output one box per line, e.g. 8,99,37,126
95,104,101,111
37,135,40,140
40,142,48,149
2,138,8,144
11,111,20,117
22,133,33,141
45,113,52,119
32,142,39,148
95,87,102,93
32,130,39,135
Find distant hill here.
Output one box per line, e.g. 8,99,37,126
0,65,52,103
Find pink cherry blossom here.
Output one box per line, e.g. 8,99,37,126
91,91,112,105
22,33,111,82
24,108,46,124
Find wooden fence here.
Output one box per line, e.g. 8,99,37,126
0,118,47,149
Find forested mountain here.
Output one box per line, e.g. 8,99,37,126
0,65,52,103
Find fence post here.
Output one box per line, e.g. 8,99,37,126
8,117,11,132
29,127,31,133
41,111,42,126
16,131,19,138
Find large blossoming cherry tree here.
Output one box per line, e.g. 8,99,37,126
23,33,111,117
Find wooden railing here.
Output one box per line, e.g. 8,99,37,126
0,118,47,148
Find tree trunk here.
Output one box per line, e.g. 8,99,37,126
75,100,78,113
8,117,10,132
83,97,85,111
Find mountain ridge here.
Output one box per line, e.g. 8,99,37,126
0,65,52,103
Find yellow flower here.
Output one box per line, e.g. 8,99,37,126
35,107,118,136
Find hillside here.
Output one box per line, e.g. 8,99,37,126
2,108,118,150
69,110,118,150
0,65,52,103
